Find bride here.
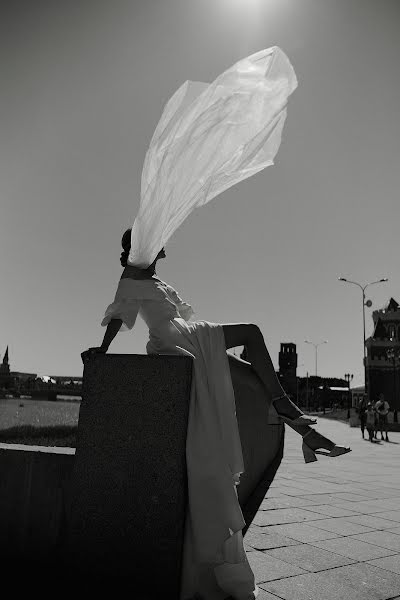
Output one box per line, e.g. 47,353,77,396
81,47,351,599
81,232,350,600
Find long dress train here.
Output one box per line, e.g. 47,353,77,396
101,277,273,599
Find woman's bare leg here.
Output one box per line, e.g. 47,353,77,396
222,323,315,424
222,324,347,451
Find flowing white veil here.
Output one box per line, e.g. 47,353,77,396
128,46,298,268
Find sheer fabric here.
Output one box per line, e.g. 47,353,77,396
128,46,297,267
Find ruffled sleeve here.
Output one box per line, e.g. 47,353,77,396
166,285,194,321
101,279,142,331
101,298,140,331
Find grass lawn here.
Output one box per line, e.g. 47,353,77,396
0,398,79,447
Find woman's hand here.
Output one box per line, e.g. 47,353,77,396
81,346,107,364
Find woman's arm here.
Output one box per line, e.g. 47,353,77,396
81,318,123,364
100,318,123,350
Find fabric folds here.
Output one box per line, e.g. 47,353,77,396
128,46,297,267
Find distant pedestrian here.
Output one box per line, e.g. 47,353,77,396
365,403,376,442
374,393,390,441
358,398,367,439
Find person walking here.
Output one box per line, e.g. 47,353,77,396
358,397,367,439
375,393,390,441
365,402,377,442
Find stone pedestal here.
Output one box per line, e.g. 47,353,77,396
65,354,192,596
64,353,284,596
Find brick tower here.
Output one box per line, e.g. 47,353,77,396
278,343,298,398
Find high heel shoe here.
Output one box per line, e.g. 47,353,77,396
302,430,352,464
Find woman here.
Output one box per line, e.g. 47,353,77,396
81,229,351,600
365,402,376,442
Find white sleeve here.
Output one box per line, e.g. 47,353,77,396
101,298,140,331
167,286,194,321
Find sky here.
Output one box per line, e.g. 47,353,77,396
1,0,399,384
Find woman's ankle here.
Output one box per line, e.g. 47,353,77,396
273,394,303,420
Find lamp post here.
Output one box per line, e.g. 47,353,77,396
296,363,305,407
338,277,388,403
344,373,354,419
386,346,400,423
304,340,328,377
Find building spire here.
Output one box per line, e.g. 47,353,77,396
2,346,9,365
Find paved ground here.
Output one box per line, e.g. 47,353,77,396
244,418,400,600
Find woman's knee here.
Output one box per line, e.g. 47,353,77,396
246,323,264,346
222,322,263,350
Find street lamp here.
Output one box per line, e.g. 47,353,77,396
296,363,305,406
344,373,354,419
338,277,388,403
304,340,328,376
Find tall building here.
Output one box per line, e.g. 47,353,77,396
366,297,400,411
278,343,297,398
278,342,349,409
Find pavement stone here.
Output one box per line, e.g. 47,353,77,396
304,516,375,536
367,555,400,575
303,503,360,517
352,531,400,552
332,499,394,514
259,496,319,509
310,537,398,561
263,543,356,572
331,491,374,502
261,563,400,600
252,507,325,526
372,511,400,523
244,529,300,550
344,514,400,530
246,549,306,583
246,418,400,599
255,589,283,600
261,522,341,542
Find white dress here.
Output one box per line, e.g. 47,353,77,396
102,276,258,600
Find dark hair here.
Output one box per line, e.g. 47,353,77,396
120,227,165,269
120,228,132,267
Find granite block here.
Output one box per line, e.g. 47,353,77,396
65,354,193,595
0,447,74,563
64,353,286,595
